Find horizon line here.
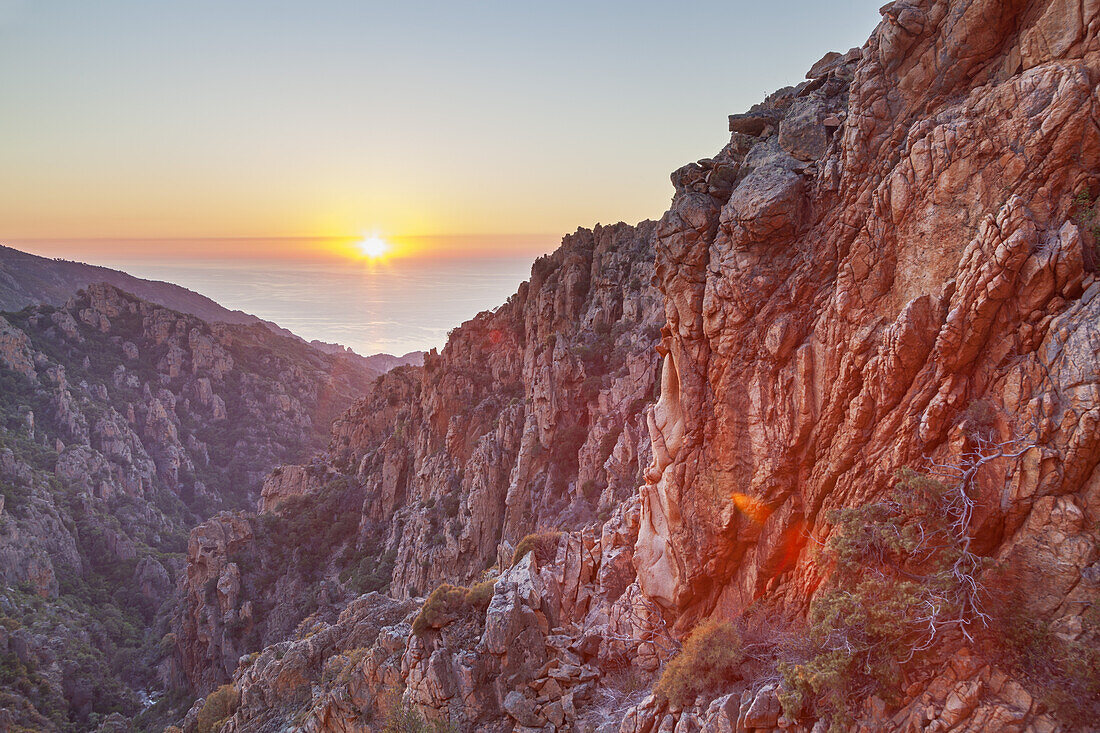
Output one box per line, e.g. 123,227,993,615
2,233,566,241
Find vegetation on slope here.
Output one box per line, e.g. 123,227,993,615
411,580,495,636
654,620,745,708
779,470,994,726
0,286,381,730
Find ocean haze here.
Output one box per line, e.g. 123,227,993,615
83,252,537,356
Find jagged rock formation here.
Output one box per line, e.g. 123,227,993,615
638,0,1100,622
192,501,659,732
174,1,1100,730
172,222,664,704
0,283,384,731
630,0,1100,728
340,222,662,597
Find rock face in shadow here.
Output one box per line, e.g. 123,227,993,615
0,283,382,731
175,1,1100,730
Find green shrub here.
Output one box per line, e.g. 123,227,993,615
252,476,365,584
464,579,495,610
440,494,461,518
531,253,560,280
158,632,177,655
411,584,469,636
322,647,370,687
580,375,605,402
571,343,607,376
581,478,605,503
195,684,239,733
411,580,496,636
960,399,996,435
779,470,974,727
357,550,397,594
380,699,455,733
655,619,744,707
1072,189,1100,258
510,531,562,567
554,423,589,468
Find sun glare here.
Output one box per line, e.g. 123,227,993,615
357,236,389,259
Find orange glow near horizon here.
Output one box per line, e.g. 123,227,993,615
4,232,563,265
0,1,887,265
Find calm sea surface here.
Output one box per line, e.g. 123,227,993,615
97,256,537,356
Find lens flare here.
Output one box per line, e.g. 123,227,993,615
731,492,773,525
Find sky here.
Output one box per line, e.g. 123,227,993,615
0,0,885,260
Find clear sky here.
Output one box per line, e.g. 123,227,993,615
0,0,884,258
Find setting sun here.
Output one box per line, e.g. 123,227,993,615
357,236,389,259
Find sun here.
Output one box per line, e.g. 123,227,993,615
357,236,389,259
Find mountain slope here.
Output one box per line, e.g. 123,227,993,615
0,244,424,373
0,283,384,731
0,244,265,325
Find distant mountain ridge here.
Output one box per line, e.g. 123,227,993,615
0,243,423,371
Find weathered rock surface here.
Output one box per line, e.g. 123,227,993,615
640,0,1100,630
334,223,663,598
629,0,1100,729
213,504,665,732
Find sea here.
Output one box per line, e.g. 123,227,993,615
106,255,539,356
8,234,554,356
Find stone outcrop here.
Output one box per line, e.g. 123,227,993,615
211,501,665,732
624,0,1100,729
332,222,663,597
640,0,1100,626
175,512,256,695
258,464,320,512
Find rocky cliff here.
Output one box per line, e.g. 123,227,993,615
633,0,1100,727
0,283,384,731
171,222,664,705
175,0,1100,731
